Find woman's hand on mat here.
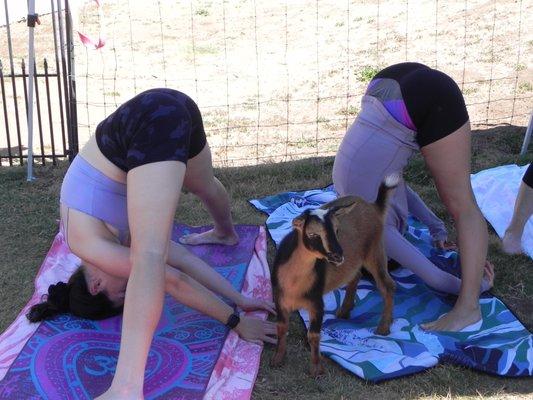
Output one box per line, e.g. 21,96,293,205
235,316,278,345
237,295,277,315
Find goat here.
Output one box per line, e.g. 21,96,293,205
270,175,398,377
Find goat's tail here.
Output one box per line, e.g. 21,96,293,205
375,173,400,214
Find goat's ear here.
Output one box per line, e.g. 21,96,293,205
332,201,357,216
292,213,307,231
323,195,357,211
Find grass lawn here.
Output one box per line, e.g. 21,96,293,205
0,125,531,399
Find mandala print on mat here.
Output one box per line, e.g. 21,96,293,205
0,225,260,399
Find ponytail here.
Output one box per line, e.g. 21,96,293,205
26,282,71,322
26,267,123,323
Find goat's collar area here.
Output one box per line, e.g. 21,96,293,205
309,208,329,221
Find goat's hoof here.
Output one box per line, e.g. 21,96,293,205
309,362,325,377
376,324,391,336
335,308,350,319
270,353,285,368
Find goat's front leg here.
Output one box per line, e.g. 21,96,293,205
336,270,362,319
307,299,325,377
271,305,290,367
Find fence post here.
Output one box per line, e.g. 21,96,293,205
44,59,58,165
65,0,79,158
33,60,46,166
0,60,13,165
520,112,533,156
3,0,23,165
26,0,39,179
51,0,67,157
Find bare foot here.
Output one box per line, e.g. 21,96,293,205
502,230,523,254
421,305,481,332
179,228,239,246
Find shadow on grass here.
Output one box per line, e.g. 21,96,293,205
0,124,531,399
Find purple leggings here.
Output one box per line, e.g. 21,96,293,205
333,96,489,294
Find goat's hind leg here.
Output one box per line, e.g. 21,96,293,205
366,248,395,335
307,300,325,377
336,270,362,319
271,306,290,367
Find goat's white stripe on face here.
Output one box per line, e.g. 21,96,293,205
310,208,328,221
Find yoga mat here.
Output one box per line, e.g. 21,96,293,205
250,186,532,381
0,225,272,399
471,164,532,258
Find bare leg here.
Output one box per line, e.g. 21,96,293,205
179,144,238,246
96,161,185,400
503,179,533,254
420,121,488,332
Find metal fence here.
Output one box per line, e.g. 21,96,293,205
0,0,77,167
72,0,531,166
1,1,532,167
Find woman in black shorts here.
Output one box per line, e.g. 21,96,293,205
333,63,494,332
30,89,277,399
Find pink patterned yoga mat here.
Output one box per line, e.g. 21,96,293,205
0,225,271,399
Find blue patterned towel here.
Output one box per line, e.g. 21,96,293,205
250,186,532,381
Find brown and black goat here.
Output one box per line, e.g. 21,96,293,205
270,175,398,377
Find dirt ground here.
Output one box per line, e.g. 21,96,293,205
0,0,532,166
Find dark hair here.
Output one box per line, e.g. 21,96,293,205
26,267,123,322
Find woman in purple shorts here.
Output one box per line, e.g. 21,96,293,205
333,63,495,332
28,89,276,399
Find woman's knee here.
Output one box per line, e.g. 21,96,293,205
438,187,479,221
186,176,220,200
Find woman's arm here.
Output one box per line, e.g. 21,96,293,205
69,227,276,342
167,240,275,313
405,184,448,244
165,267,276,343
71,219,274,314
384,226,491,294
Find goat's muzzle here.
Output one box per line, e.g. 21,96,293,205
326,253,344,265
